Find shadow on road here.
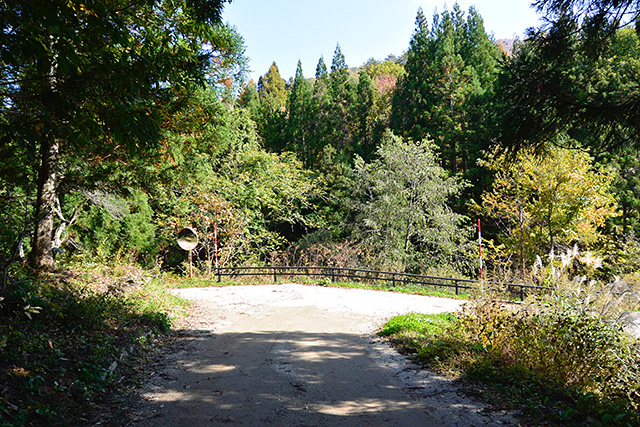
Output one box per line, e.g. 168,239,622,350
131,329,449,426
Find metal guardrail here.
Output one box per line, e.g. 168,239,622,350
213,265,554,301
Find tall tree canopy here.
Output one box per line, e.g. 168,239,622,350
252,62,288,152
534,0,639,39
287,60,314,166
391,4,501,204
257,62,288,112
500,1,640,152
0,0,232,270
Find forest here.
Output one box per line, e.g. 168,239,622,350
1,0,640,285
2,1,640,425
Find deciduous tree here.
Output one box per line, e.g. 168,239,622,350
477,147,619,268
352,131,472,272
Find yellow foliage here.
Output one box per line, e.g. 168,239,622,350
478,146,619,264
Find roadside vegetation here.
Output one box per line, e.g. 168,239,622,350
0,261,185,426
0,260,470,427
380,281,640,426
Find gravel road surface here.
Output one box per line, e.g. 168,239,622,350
132,283,517,426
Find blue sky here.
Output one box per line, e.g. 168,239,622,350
223,0,544,82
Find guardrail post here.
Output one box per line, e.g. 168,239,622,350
392,273,396,287
332,268,336,282
217,267,221,283
455,280,459,296
273,267,277,283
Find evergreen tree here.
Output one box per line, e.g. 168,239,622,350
328,44,356,155
390,8,431,141
308,56,332,166
0,0,231,269
430,6,468,173
391,5,501,202
237,80,261,112
255,62,288,152
288,61,314,166
597,146,640,238
330,45,349,80
315,56,329,80
500,23,640,153
354,71,376,161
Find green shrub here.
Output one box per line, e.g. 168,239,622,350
379,313,470,371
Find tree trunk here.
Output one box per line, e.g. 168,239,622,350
30,137,59,271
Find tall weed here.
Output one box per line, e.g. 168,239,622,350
459,298,640,423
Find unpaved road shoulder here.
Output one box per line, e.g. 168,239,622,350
132,284,517,426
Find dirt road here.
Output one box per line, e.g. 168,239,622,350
132,283,516,426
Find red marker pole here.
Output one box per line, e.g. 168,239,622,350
214,222,219,270
478,219,483,281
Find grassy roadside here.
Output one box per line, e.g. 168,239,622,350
0,263,188,427
379,306,640,426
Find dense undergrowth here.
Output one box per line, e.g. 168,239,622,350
380,298,640,426
0,262,184,426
